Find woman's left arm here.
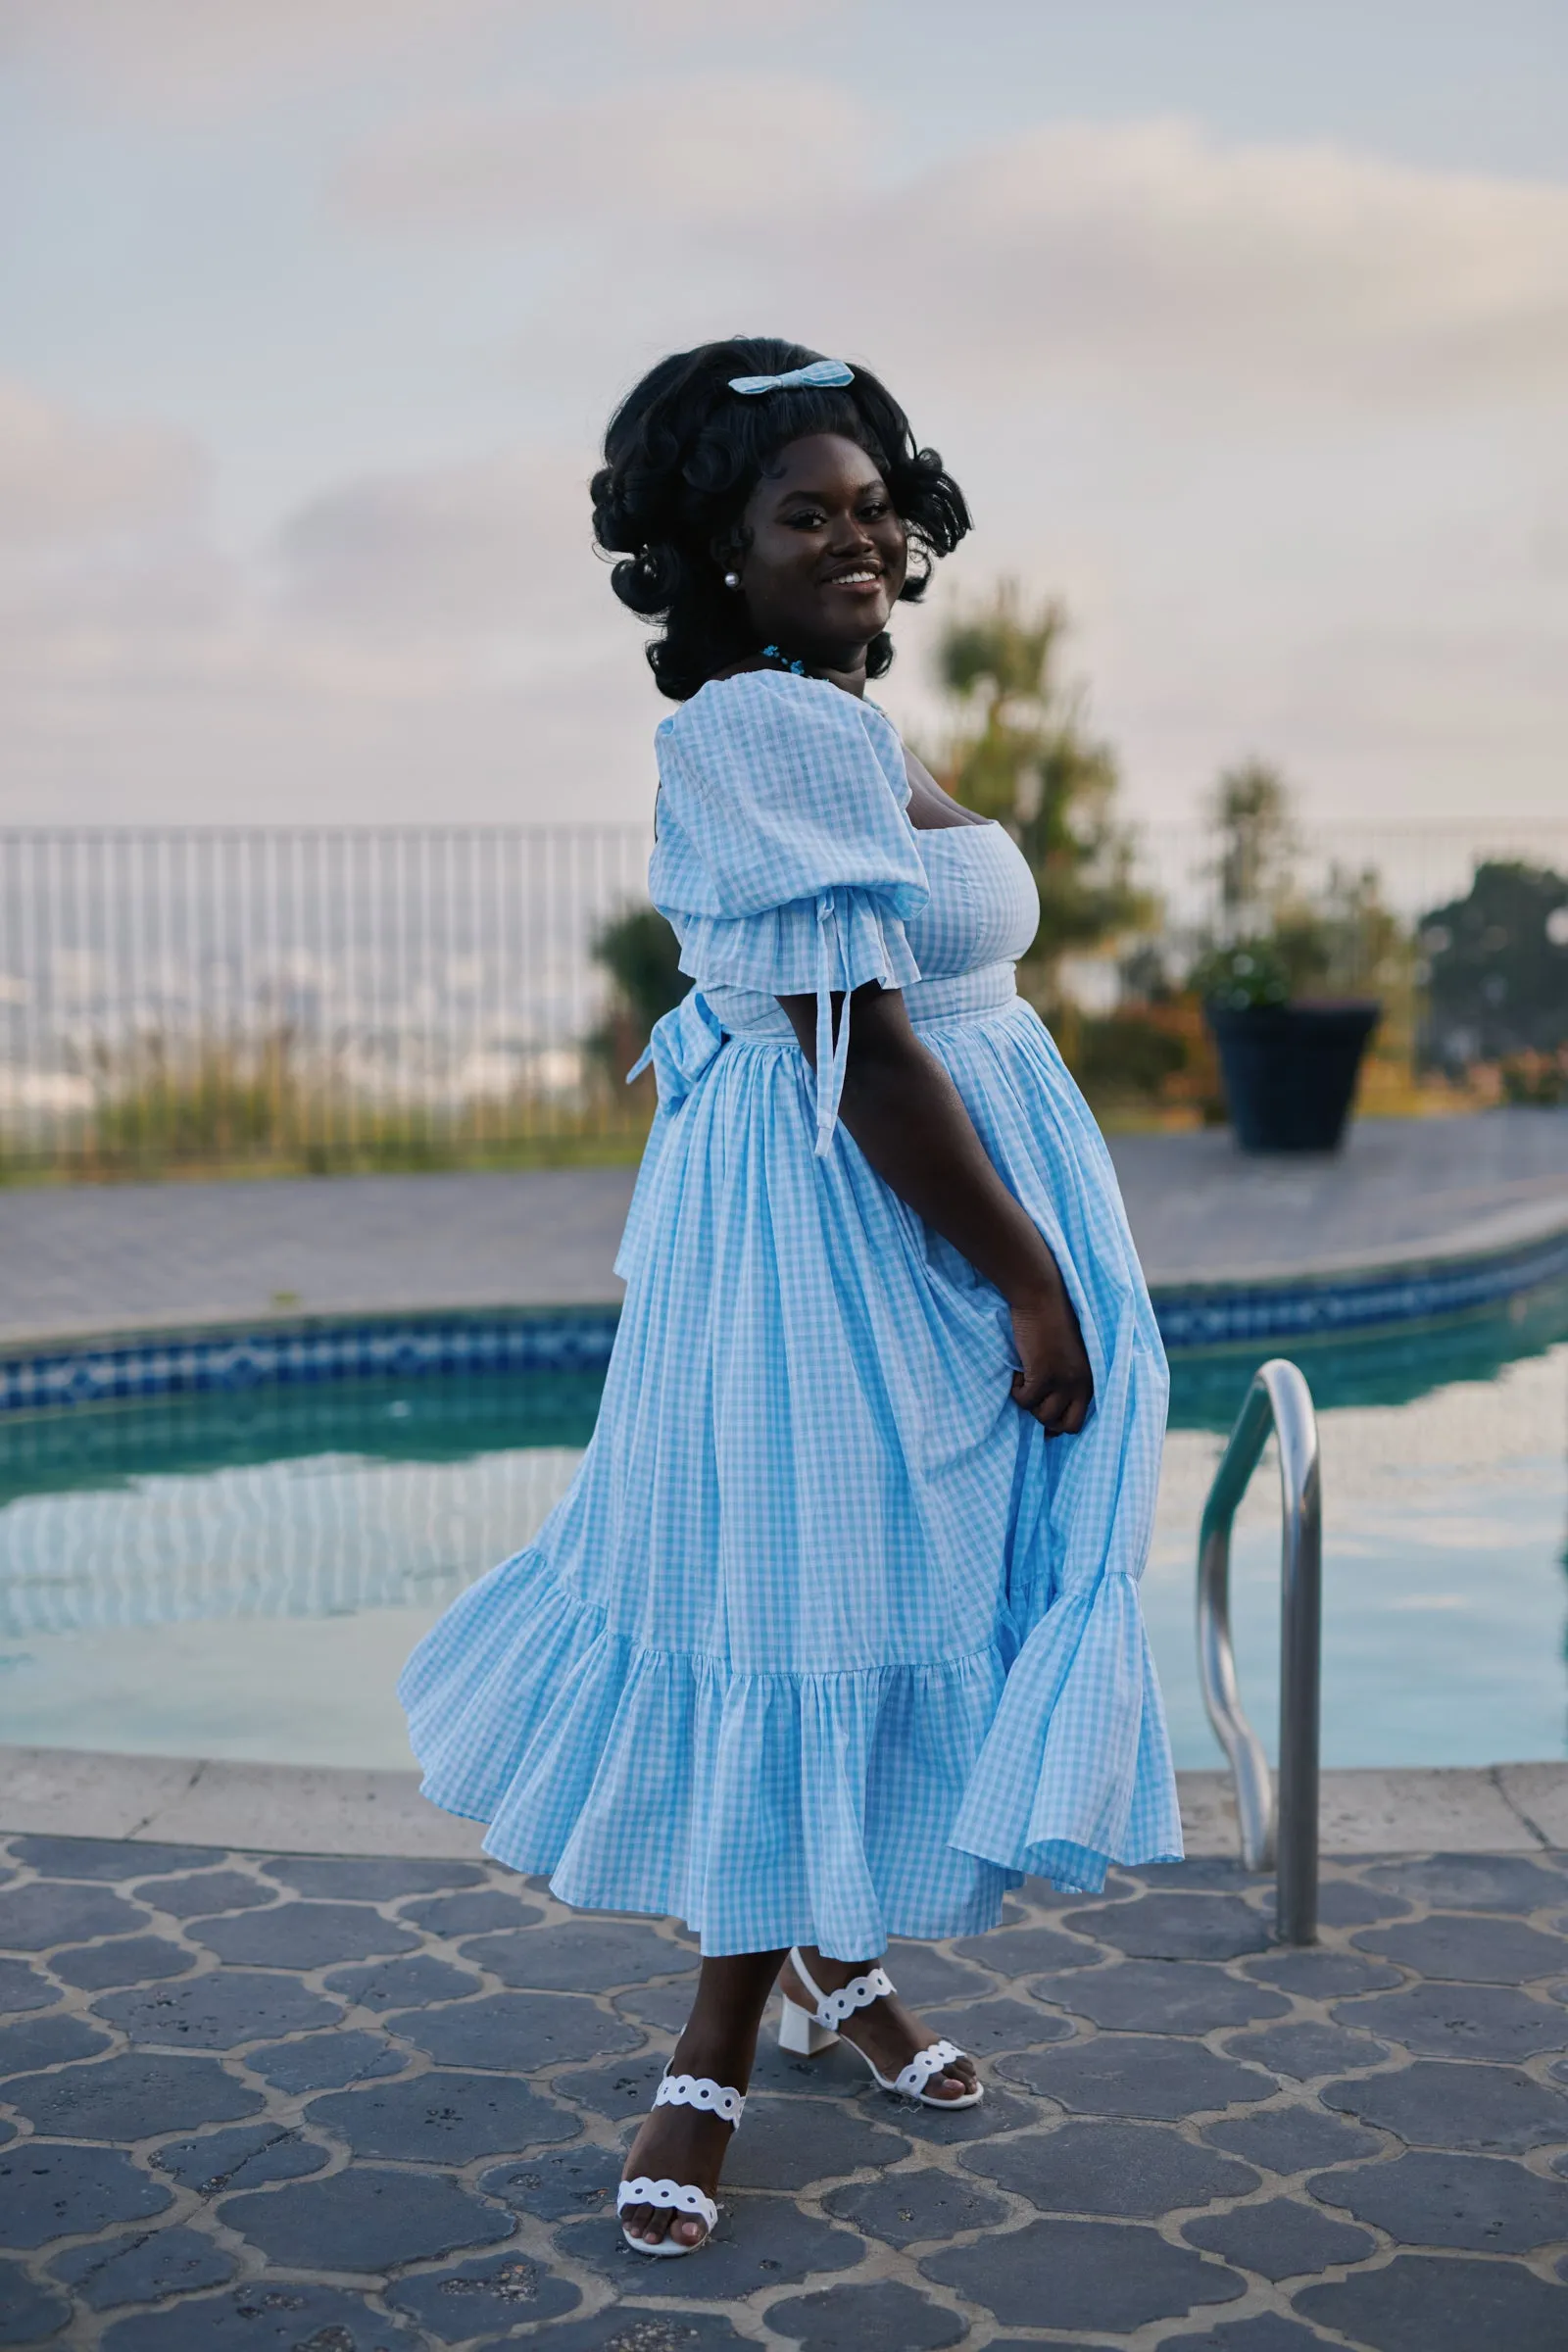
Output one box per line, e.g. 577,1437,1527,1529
777,983,1093,1435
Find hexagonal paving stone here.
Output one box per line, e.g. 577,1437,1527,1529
923,2217,1247,2331
0,2259,70,2348
0,2141,172,2247
50,1935,195,1992
220,2165,514,2269
385,2248,580,2336
922,1995,1072,2054
1308,2149,1568,2252
822,2167,1009,2247
245,2029,406,2091
1310,1881,1413,1928
1362,1855,1568,1913
478,2142,625,2223
8,1837,214,1882
1351,1915,1566,1984
1323,2058,1568,2152
1244,1949,1402,1998
555,2049,682,2126
882,1944,997,2002
1296,2251,1568,2349
153,2122,330,2193
614,1981,701,2034
192,1900,418,1970
764,2279,965,2350
49,2222,236,2309
93,1967,338,2048
0,2013,112,2075
99,2282,424,2352
394,1987,642,2071
460,1920,696,1992
1182,2194,1375,2280
1064,1893,1271,1961
133,1871,274,1920
1153,2320,1338,2351
558,2193,861,2300
1332,1981,1568,2063
398,1888,543,1937
304,2067,576,2162
0,1882,149,1949
0,1956,58,2014
1221,2021,1391,2080
6,2052,261,2140
953,1924,1104,1977
1000,2032,1274,2119
963,2119,1259,2218
1202,2102,1385,2176
723,2094,908,2189
324,1953,481,2011
515,2314,755,2351
1034,1959,1289,2033
260,1855,487,1900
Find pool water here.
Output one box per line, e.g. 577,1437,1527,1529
2,1296,1564,1775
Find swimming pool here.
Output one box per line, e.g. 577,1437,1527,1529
2,1291,1564,1775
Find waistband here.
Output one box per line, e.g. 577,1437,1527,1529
706,959,1018,1042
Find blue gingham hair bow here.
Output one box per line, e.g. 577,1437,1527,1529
727,359,855,396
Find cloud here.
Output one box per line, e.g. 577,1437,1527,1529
762,119,1568,420
0,379,204,547
0,0,826,112
339,74,867,234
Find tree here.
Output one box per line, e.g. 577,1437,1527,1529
928,585,1149,1010
1417,861,1568,1070
1210,760,1297,937
589,905,685,1077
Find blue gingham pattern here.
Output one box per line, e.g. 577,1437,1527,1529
402,675,1183,1956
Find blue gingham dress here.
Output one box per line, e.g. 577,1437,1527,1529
401,671,1182,1957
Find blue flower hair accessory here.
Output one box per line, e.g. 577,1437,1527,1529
728,359,854,396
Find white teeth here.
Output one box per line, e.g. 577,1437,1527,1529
832,571,878,584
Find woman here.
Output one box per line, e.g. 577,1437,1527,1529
401,338,1181,2255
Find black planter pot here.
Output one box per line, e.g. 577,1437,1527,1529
1205,1000,1381,1153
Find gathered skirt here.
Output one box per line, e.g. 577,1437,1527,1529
400,988,1182,1956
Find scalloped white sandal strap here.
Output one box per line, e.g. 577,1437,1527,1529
653,2071,746,2128
618,2178,718,2236
787,1945,895,2031
894,2036,967,2100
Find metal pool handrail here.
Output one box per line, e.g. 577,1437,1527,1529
1197,1357,1322,1944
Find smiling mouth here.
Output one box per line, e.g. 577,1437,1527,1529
824,569,882,588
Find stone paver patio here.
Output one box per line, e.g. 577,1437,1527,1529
2,1833,1565,2349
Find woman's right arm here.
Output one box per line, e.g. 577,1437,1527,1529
777,983,1093,1435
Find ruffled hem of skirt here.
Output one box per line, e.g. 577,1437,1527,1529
399,1545,1181,1954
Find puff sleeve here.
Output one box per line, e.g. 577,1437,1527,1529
644,672,929,1155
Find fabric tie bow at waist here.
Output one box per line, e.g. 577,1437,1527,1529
626,987,726,1115
626,920,852,1160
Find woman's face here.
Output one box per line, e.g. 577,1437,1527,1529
729,432,907,671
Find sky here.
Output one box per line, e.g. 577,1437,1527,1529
1,0,1565,834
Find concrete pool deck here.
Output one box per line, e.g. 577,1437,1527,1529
2,1107,1565,1348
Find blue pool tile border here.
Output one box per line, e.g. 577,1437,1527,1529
0,1307,621,1416
1152,1224,1568,1351
2,1221,1565,1412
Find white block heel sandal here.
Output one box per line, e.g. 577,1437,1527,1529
778,1946,983,2109
616,2070,745,2256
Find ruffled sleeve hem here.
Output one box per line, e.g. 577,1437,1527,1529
948,1570,1185,1894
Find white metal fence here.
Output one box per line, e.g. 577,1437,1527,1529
1,818,1563,1175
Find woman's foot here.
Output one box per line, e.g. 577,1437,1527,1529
619,1950,783,2251
780,1947,979,2102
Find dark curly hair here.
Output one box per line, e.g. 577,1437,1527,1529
591,337,971,701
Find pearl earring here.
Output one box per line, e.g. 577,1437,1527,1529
723,571,741,590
